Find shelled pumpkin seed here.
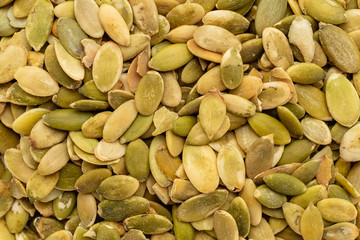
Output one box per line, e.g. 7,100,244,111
1,0,360,239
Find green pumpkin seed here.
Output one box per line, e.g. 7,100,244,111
97,175,139,200
319,24,360,73
325,73,360,127
57,17,87,59
304,0,346,24
37,142,69,175
0,45,27,84
30,119,67,149
183,144,219,193
254,185,287,209
301,117,332,145
264,173,306,196
98,196,150,221
0,181,14,218
193,25,241,54
26,171,59,201
55,163,82,191
77,192,97,227
245,134,274,179
124,214,173,235
81,111,111,139
317,198,357,222
202,10,249,35
177,189,228,222
290,184,327,209
4,148,35,184
14,66,59,97
74,0,104,38
0,122,19,155
25,0,53,51
340,124,360,162
53,192,76,220
323,222,359,240
227,197,250,237
220,48,243,90
328,184,351,201
248,218,275,240
99,4,130,46
44,44,82,90
92,41,123,92
34,217,63,239
248,113,291,145
262,27,293,70
103,99,137,142
130,0,158,35
255,0,287,36
75,168,111,193
295,84,332,121
300,202,323,240
148,43,193,71
172,205,195,240
166,3,204,29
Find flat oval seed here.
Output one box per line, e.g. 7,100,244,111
120,114,153,143
290,184,327,209
177,189,228,222
4,148,34,183
323,222,359,240
103,100,137,143
37,142,69,176
77,193,96,228
221,48,243,90
319,24,360,73
300,202,323,240
44,44,82,90
26,171,59,202
254,185,287,209
74,168,112,193
11,108,49,135
30,119,67,149
317,198,357,222
69,131,98,154
98,196,149,222
166,3,205,29
213,210,238,240
248,112,291,145
183,144,219,193
0,45,27,84
193,25,241,53
287,63,326,84
148,43,193,71
277,106,303,139
262,27,293,70
264,173,306,196
25,0,53,51
304,0,346,24
228,197,250,237
94,140,126,161
245,135,274,179
54,39,84,81
0,181,14,218
199,91,226,140
74,0,104,38
295,84,332,121
135,71,164,116
248,218,275,240
202,10,249,35
255,0,287,36
325,73,360,127
97,175,139,200
14,66,59,97
282,202,303,235
124,214,173,235
301,117,332,145
130,0,159,36
81,111,111,139
340,124,360,162
43,109,92,131
99,4,130,46
92,41,123,92
258,81,292,110
222,94,256,118
57,17,87,59
125,139,149,182
217,144,245,192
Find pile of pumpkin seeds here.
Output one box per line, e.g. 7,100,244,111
1,0,360,239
